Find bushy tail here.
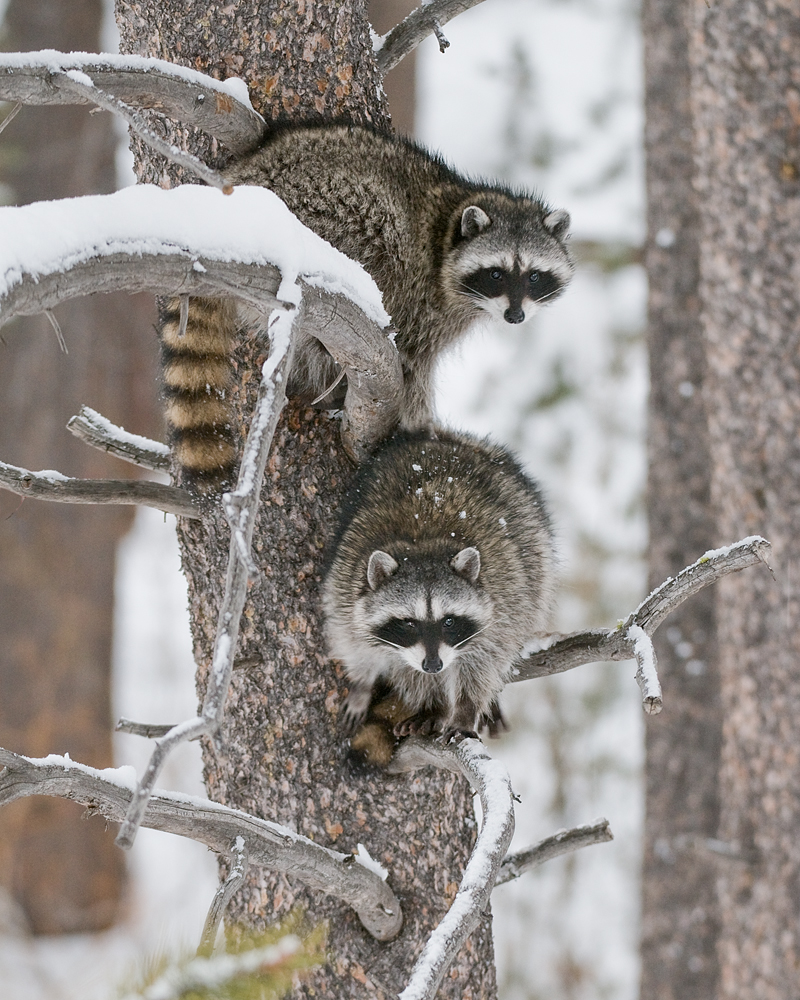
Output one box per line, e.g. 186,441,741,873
159,296,238,492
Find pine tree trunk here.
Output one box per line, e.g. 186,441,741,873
0,0,159,935
643,0,800,996
116,2,498,995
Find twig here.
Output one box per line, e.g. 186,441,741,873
198,836,250,958
374,0,490,76
67,406,172,473
0,100,21,134
390,738,515,1000
0,52,266,154
514,536,771,713
0,748,403,941
495,818,613,886
0,459,199,517
116,308,297,850
44,309,67,353
55,71,229,190
116,719,176,738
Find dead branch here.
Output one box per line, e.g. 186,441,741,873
390,737,515,1000
198,836,250,957
514,536,771,712
67,406,172,473
0,459,199,517
375,0,490,76
495,818,613,886
0,748,402,941
0,52,266,154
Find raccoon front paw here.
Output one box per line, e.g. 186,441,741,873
393,714,443,738
341,702,368,736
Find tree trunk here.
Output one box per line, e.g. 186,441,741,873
116,2,498,996
643,0,800,996
640,0,722,993
0,0,159,935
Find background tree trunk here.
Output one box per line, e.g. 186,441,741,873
116,1,498,996
643,0,800,996
0,0,159,935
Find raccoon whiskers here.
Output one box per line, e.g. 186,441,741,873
369,634,404,651
452,623,491,648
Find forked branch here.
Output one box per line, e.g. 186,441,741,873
0,748,402,942
514,536,771,713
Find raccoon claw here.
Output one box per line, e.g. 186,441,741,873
443,727,478,744
393,714,442,738
341,705,367,736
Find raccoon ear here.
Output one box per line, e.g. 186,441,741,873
543,208,570,240
461,206,492,239
367,550,399,590
450,546,481,584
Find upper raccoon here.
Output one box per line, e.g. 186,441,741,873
161,122,573,489
323,429,555,749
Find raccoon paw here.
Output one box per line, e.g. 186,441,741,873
341,702,368,736
393,714,443,738
442,727,479,744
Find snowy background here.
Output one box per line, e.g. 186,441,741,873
0,0,647,997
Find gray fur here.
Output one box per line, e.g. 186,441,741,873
323,429,555,739
230,123,573,429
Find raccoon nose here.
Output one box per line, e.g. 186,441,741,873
504,306,525,324
422,654,444,674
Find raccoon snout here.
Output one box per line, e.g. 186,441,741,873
422,654,444,674
504,306,525,324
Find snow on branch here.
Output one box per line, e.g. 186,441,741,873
67,406,172,473
495,818,613,886
116,312,297,850
0,748,403,942
0,185,402,460
0,459,199,517
0,51,266,155
514,536,771,713
390,737,515,1000
374,0,490,76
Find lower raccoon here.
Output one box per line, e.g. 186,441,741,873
323,429,555,755
160,122,573,490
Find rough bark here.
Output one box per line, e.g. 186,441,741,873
115,1,497,995
640,0,722,993
691,2,800,996
643,0,800,997
0,0,159,935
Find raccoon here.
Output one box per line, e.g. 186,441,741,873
161,122,573,489
323,429,555,752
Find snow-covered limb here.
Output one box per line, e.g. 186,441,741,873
116,314,297,850
628,625,662,715
67,405,172,473
374,0,490,76
390,738,515,1000
0,51,266,154
513,536,771,710
0,748,403,941
198,836,250,958
495,818,613,886
0,458,199,517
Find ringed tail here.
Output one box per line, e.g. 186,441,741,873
160,296,238,492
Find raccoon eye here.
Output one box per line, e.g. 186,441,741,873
529,271,540,283
443,616,455,628
490,269,503,281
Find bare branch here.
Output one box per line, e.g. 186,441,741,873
116,718,176,738
390,738,515,1000
44,308,67,353
0,100,21,135
0,52,266,154
116,310,297,849
495,819,613,886
297,290,402,461
514,536,771,689
54,70,229,190
0,459,199,517
374,0,490,76
67,406,172,473
0,748,403,941
198,836,249,958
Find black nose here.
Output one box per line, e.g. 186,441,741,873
422,655,443,674
504,306,525,324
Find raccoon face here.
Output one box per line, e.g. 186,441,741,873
360,547,492,674
447,203,573,326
